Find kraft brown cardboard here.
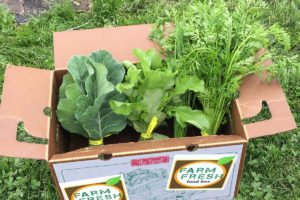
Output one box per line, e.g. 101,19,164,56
53,24,158,69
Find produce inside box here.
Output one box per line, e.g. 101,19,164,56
56,0,291,148
56,48,211,147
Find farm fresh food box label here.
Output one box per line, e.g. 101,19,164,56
167,154,236,190
60,175,128,200
54,145,243,200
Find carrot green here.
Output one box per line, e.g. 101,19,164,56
150,0,291,135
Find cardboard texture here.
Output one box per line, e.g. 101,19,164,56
0,66,52,159
53,24,158,69
0,24,297,200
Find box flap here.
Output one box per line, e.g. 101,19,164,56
0,65,52,160
53,24,157,69
0,117,47,159
234,57,297,139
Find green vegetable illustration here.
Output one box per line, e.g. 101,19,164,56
217,156,235,165
106,176,121,186
56,50,127,145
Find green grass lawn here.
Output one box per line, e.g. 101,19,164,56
0,0,299,199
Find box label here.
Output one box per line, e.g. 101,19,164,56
167,154,236,190
54,144,243,200
60,175,128,200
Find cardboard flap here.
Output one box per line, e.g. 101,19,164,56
53,24,157,69
0,65,52,160
0,117,47,159
235,62,296,139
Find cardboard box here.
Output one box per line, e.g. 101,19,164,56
0,24,296,200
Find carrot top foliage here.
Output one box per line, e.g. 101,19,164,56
150,0,291,135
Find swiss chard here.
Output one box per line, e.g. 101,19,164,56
56,50,127,145
110,48,209,140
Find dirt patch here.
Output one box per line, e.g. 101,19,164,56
0,0,91,24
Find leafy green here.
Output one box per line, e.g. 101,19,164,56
166,106,209,131
151,0,291,135
110,48,209,139
56,50,127,142
152,133,170,140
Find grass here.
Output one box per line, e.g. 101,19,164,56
0,0,299,199
236,1,300,199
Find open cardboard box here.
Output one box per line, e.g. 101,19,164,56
0,24,297,200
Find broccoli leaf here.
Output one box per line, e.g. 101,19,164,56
56,50,127,142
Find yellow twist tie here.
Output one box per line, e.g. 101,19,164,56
89,139,103,146
141,116,158,139
201,131,209,136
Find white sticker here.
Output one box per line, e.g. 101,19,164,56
60,175,128,200
167,154,237,190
